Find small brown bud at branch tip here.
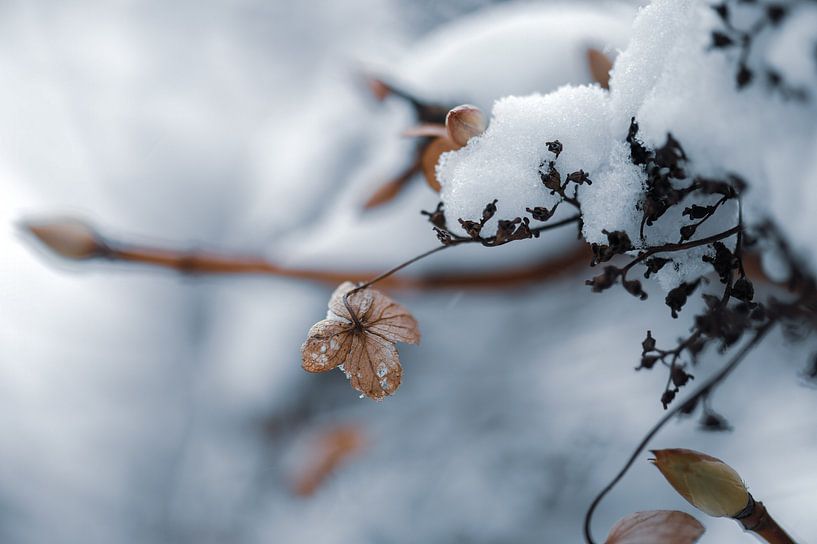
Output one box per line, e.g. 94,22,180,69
445,104,486,148
21,218,103,260
651,448,749,518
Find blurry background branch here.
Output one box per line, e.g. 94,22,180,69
22,216,588,290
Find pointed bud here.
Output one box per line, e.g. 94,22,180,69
22,218,103,260
651,449,750,518
445,105,485,147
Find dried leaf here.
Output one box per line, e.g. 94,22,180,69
292,424,366,497
606,510,705,544
301,282,420,400
421,137,457,192
587,48,614,89
362,161,421,209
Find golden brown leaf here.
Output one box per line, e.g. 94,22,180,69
606,510,705,544
587,47,614,89
301,282,420,400
421,137,457,192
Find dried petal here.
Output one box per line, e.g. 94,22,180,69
366,289,421,345
346,332,402,400
328,281,374,321
301,319,354,373
606,510,705,544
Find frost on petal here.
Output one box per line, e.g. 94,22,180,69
301,319,354,373
605,510,704,544
366,290,421,345
328,281,373,321
345,332,402,400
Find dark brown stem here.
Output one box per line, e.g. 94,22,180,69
735,496,797,544
583,319,775,544
342,215,581,320
622,224,741,281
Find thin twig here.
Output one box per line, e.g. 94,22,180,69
622,225,741,281
343,215,581,319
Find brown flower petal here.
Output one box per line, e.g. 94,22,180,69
301,319,354,373
606,510,705,544
366,289,421,345
328,281,374,321
345,332,402,400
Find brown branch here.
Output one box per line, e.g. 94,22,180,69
735,497,797,544
621,224,741,281
25,219,589,290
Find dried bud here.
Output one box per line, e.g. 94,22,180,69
23,218,103,260
651,448,750,518
445,104,485,147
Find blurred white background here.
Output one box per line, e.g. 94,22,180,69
0,1,814,543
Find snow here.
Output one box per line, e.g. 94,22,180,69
437,85,611,235
765,3,817,91
438,0,817,288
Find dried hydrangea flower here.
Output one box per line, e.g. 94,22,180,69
301,282,420,400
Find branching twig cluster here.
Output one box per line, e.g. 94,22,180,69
710,1,808,100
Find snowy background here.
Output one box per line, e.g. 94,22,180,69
0,1,815,543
